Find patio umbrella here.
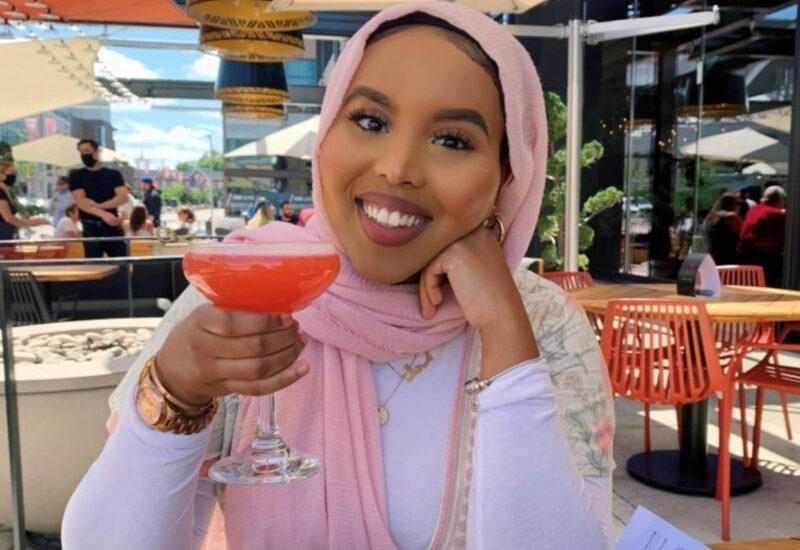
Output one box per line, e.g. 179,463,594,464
0,38,100,124
679,127,789,164
12,134,127,168
742,162,778,176
225,115,320,160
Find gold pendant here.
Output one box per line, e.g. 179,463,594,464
378,406,389,426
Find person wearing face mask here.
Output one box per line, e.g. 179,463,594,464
68,138,129,257
0,144,49,242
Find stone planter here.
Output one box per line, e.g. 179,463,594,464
0,318,160,534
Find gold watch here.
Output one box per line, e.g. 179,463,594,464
135,356,218,435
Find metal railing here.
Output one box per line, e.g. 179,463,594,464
0,235,210,549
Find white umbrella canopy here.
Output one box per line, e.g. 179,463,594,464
225,115,320,160
0,38,100,124
12,134,126,168
742,162,776,175
679,127,788,164
270,0,545,12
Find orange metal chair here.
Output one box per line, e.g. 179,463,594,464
740,340,800,469
542,270,595,291
600,299,736,541
717,265,793,451
542,271,602,337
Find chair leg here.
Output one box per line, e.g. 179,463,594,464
644,403,651,453
717,393,733,542
751,387,766,470
778,391,793,441
737,383,750,467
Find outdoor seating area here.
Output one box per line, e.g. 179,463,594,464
2,0,799,548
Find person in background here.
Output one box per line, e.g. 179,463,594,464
50,175,74,227
0,145,49,242
124,205,154,237
117,184,138,221
55,204,82,239
737,186,756,221
68,138,129,257
278,200,299,224
175,205,196,235
703,192,742,266
141,176,162,228
246,199,274,229
738,185,787,287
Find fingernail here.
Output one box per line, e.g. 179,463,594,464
280,314,293,327
299,331,308,345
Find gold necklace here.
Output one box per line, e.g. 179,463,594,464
377,351,434,426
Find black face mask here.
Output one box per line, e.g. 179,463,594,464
4,174,16,186
81,153,97,168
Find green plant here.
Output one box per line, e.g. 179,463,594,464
536,92,623,271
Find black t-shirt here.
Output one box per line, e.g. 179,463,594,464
69,166,125,223
0,188,18,240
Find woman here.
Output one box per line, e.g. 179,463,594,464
63,5,614,549
176,204,197,235
0,158,49,241
123,205,154,237
703,192,742,266
246,200,274,229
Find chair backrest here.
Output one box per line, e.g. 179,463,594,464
65,242,85,259
600,299,726,405
130,241,155,257
716,265,766,350
542,271,595,291
8,271,51,326
717,265,766,287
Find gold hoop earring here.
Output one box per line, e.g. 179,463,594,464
483,208,506,244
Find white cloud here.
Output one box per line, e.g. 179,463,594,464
97,48,159,79
186,54,219,80
114,121,219,166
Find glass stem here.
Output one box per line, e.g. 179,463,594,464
252,393,283,450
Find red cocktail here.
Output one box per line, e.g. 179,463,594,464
183,243,340,312
183,241,340,485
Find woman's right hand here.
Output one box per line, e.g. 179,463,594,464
156,304,308,407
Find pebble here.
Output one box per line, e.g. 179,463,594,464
11,328,150,366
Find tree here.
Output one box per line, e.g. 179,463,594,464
536,92,623,271
176,150,224,172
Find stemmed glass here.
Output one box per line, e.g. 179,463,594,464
183,241,340,484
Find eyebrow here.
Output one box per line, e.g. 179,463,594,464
344,86,393,109
433,109,488,137
344,86,490,137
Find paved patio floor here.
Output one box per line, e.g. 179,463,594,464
2,350,799,549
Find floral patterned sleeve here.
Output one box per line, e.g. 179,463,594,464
515,268,616,477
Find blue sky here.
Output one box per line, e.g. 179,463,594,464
89,25,224,167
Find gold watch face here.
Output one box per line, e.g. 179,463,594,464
137,385,166,426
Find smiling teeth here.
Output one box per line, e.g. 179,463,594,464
363,202,425,228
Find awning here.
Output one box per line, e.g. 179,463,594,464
0,0,194,27
1,0,543,27
679,127,789,164
226,115,320,160
12,134,127,168
0,38,100,124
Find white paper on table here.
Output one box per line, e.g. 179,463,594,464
616,506,710,550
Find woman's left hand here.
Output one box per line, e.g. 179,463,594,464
419,227,539,378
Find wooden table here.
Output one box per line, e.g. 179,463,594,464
709,538,800,549
11,265,120,283
570,283,800,498
572,283,800,324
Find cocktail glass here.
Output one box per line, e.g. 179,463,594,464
183,241,340,484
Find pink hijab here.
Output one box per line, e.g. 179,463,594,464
220,3,547,548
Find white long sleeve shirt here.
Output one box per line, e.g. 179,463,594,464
62,335,612,549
